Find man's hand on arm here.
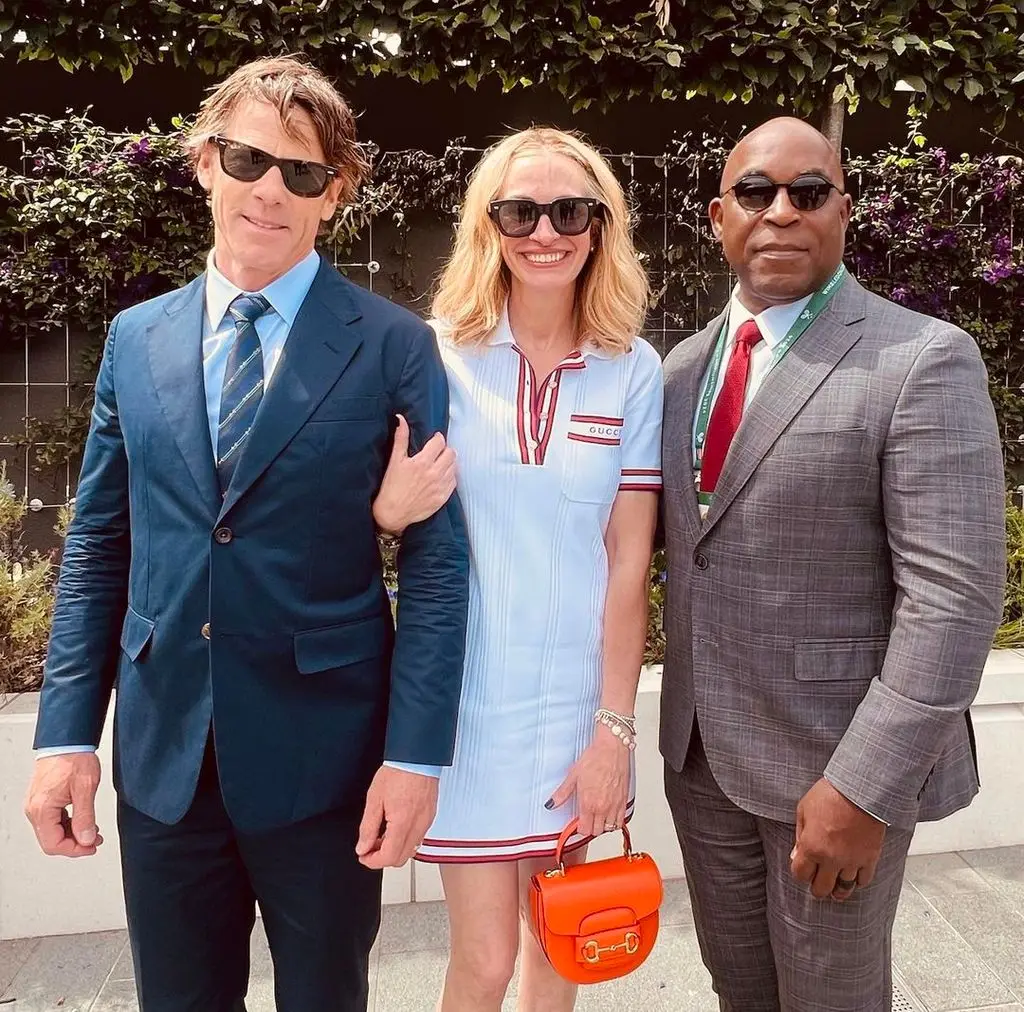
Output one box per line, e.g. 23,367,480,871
355,766,440,869
24,752,104,858
790,777,886,902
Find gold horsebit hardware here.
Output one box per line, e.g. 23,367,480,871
582,931,640,963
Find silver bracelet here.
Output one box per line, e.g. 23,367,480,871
595,707,636,733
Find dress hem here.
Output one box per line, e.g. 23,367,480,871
413,807,635,865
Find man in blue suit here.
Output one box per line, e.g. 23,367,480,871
24,56,469,1012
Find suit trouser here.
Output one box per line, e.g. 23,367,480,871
665,721,913,1012
117,735,382,1012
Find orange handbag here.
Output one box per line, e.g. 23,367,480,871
528,818,663,985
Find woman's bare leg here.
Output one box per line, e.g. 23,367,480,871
439,861,521,1012
515,846,589,1012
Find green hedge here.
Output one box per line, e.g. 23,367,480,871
4,1,1024,119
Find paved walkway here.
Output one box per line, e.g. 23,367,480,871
2,846,1022,1011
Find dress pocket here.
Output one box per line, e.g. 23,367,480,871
561,415,622,504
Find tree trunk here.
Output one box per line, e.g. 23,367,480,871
820,100,845,152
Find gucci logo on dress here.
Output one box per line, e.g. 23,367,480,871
568,414,624,446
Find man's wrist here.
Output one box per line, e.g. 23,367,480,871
35,745,98,759
384,760,441,778
823,774,890,827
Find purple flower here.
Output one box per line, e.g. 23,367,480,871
891,286,911,305
994,235,1012,257
129,138,152,165
982,262,1014,284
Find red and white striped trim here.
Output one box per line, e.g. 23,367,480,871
568,413,623,446
415,800,636,864
512,347,585,465
619,467,662,492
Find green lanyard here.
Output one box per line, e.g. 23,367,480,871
693,263,847,504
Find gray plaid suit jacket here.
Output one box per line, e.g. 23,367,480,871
659,274,1006,830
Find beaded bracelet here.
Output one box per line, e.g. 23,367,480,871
595,709,637,751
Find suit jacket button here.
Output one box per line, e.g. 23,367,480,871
214,527,233,544
201,623,211,639
694,552,709,570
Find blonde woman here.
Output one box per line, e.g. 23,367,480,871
374,127,662,1011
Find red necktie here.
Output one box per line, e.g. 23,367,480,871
700,319,762,494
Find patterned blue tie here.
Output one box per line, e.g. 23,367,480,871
217,293,271,492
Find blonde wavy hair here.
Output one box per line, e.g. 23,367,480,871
432,128,649,355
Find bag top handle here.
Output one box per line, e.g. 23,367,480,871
552,818,634,871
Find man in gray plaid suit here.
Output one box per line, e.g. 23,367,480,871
659,116,1006,1010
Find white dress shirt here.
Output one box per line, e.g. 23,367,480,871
705,288,814,410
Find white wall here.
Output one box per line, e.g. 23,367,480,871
3,653,1023,940
0,693,409,941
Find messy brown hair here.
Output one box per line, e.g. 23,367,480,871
183,54,369,204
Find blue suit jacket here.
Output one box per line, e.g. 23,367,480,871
34,256,470,833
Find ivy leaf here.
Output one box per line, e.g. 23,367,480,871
795,47,814,68
481,6,500,28
933,39,955,52
902,75,927,92
666,49,681,67
963,77,985,99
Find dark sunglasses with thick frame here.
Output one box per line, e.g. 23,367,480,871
487,197,603,238
210,135,339,198
722,173,844,213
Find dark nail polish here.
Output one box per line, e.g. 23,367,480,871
544,798,554,810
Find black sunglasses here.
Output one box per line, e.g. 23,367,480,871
210,136,339,198
722,173,843,213
487,197,603,238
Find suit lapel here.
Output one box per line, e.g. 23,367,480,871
671,316,723,544
217,261,364,521
147,276,220,514
700,276,868,537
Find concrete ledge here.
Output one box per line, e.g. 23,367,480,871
5,652,1023,939
0,694,410,941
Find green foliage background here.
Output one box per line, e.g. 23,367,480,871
3,1,1023,119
